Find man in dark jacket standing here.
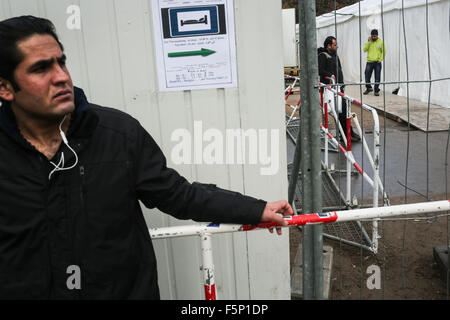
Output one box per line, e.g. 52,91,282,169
0,16,293,299
318,36,360,142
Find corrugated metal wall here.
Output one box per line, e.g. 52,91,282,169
0,0,290,299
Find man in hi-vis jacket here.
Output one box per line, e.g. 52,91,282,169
363,29,386,96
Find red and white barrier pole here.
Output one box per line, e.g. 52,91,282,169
253,200,450,234
284,75,299,99
324,102,329,168
149,200,449,299
201,233,216,300
320,87,324,109
149,201,450,238
245,200,450,231
320,124,375,187
286,97,301,125
345,95,352,203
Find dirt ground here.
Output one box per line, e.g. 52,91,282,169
286,91,450,300
289,194,449,300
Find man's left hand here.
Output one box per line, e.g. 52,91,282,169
260,200,294,235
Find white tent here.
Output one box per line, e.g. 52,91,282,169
315,0,450,108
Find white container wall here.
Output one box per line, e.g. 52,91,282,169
282,8,297,67
0,0,290,299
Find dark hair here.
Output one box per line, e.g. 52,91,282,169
371,29,378,36
324,36,336,49
0,15,64,95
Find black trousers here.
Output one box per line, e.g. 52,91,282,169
338,87,350,136
338,98,349,137
365,62,382,92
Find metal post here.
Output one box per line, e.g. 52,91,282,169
345,87,352,205
324,102,329,168
200,233,216,300
298,0,323,300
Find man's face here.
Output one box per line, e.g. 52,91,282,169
328,39,338,53
371,34,378,41
4,34,74,120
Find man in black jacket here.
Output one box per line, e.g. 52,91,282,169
318,36,360,142
0,16,293,299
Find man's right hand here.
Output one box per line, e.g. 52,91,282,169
260,200,294,235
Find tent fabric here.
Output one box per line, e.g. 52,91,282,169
316,0,442,28
314,0,450,108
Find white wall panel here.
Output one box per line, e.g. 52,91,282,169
233,0,289,299
8,0,41,17
0,0,289,299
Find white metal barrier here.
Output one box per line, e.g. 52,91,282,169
285,75,390,253
321,78,389,201
149,200,450,300
285,75,301,125
320,78,391,253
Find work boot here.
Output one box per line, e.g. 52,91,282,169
363,88,373,95
374,90,380,96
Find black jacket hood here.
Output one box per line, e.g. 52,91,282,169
318,47,336,56
317,47,327,54
0,86,98,147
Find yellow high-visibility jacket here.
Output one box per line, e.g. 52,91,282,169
363,38,385,62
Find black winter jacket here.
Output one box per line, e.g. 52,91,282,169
0,87,266,299
317,47,344,87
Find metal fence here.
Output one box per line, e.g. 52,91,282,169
287,0,450,299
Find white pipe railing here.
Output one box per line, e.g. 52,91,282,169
285,76,386,252
320,80,388,205
150,200,450,299
284,75,299,95
321,78,386,252
285,75,301,126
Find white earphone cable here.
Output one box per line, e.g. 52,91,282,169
48,115,79,180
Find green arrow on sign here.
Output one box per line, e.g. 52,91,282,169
168,48,216,58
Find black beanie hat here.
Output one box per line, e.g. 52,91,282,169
371,29,378,36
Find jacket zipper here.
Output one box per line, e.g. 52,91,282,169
77,165,86,299
44,180,53,299
37,153,53,299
